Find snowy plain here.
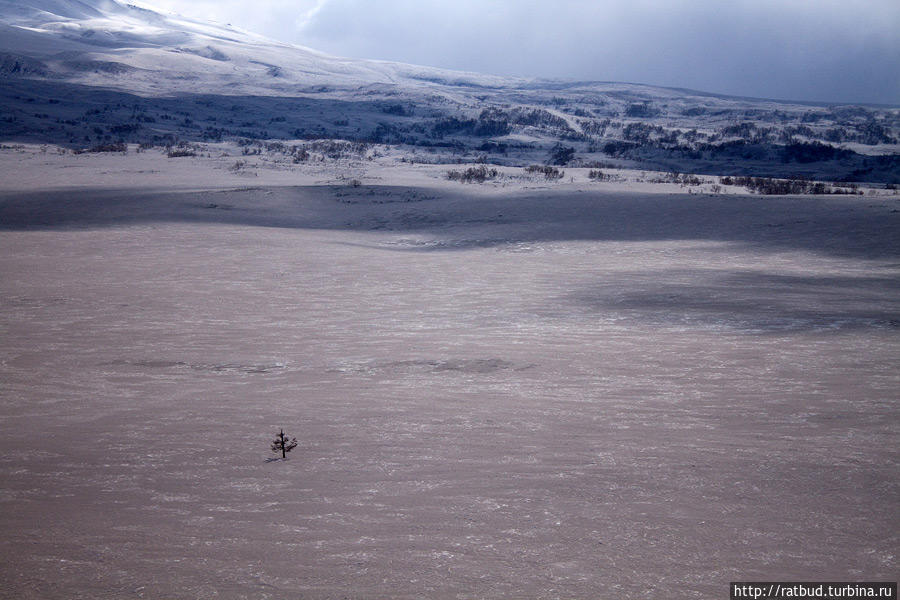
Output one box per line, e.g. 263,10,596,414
1,0,899,597
0,145,898,598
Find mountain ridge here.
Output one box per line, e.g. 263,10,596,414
8,0,892,106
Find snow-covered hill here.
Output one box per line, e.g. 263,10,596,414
1,0,898,182
0,0,518,96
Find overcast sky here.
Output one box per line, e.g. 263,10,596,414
141,0,899,105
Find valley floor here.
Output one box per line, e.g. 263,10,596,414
0,147,898,599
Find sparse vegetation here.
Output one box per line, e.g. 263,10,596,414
74,142,127,154
669,172,701,186
446,165,499,183
167,148,196,158
307,139,369,159
525,165,564,180
719,175,862,195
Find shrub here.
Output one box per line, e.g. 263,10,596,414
650,172,702,185
525,165,564,180
307,139,368,159
446,165,499,183
674,172,702,186
75,142,127,154
722,175,857,195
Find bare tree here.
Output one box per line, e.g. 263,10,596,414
271,429,298,459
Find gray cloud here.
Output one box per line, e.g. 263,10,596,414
145,0,900,104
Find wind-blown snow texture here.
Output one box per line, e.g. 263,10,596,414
0,2,898,599
0,143,898,599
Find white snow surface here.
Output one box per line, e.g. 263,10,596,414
0,2,898,598
0,145,898,598
0,0,522,97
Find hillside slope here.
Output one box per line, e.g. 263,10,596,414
1,0,898,182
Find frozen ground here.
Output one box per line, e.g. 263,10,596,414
0,148,898,599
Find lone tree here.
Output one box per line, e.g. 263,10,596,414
271,429,298,459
